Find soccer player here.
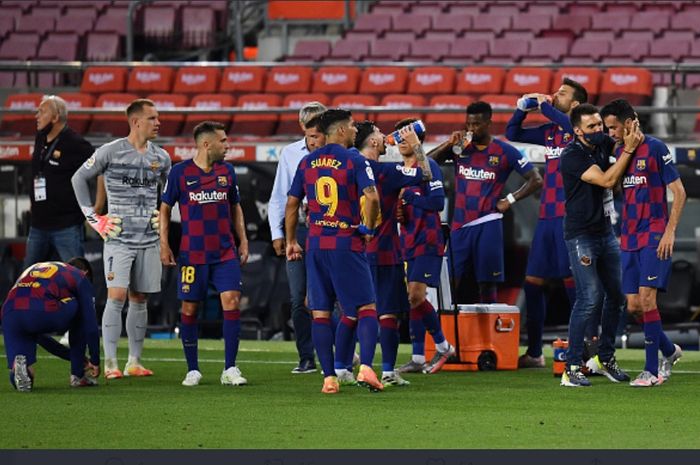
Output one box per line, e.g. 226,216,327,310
2,258,100,391
430,102,542,304
559,103,642,387
285,109,382,394
394,118,455,375
600,99,686,387
72,98,171,379
504,78,588,368
349,121,428,386
268,102,327,375
160,121,249,387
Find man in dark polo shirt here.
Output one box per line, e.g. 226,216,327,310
25,95,94,269
559,103,642,388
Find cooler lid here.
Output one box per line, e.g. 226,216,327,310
451,304,520,314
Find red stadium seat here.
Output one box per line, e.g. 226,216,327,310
182,94,235,135
648,40,691,62
89,93,139,137
36,32,79,61
57,92,95,134
511,14,553,35
375,94,426,134
63,6,99,23
471,15,512,35
173,67,221,94
80,67,128,93
552,68,602,102
405,40,452,63
425,95,473,137
352,14,393,35
599,68,653,106
330,94,378,121
127,66,175,95
312,67,361,95
85,32,122,61
182,6,216,48
591,13,630,31
265,66,313,94
485,4,523,16
629,11,671,35
604,40,649,62
0,93,43,136
232,94,282,137
326,39,370,62
382,31,416,42
525,37,571,62
55,15,94,37
503,68,553,96
360,67,409,94
146,93,189,137
447,4,483,16
407,67,456,96
489,38,529,62
456,67,505,96
276,93,330,136
219,66,267,94
551,15,591,36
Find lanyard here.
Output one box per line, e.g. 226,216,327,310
38,126,66,174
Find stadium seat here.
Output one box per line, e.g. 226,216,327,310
232,94,282,137
405,40,452,63
369,3,407,16
648,40,691,62
456,67,505,97
182,6,216,48
447,3,483,16
57,92,95,134
604,4,638,15
146,93,188,137
485,4,523,16
660,30,696,42
620,31,655,42
604,40,649,62
15,14,55,36
360,67,409,95
219,66,267,94
501,31,536,43
375,94,426,134
287,40,331,62
85,32,122,61
409,3,447,15
36,32,79,61
143,6,177,45
580,30,616,41
0,93,43,137
489,38,529,62
55,15,94,37
312,67,361,95
568,4,602,16
511,14,553,35
182,94,235,135
471,15,512,35
330,94,378,121
423,31,459,42
598,67,653,106
444,39,490,64
503,68,553,96
63,6,99,23
569,39,610,62
265,66,313,94
94,6,129,35
382,31,417,42
173,67,220,94
326,39,370,61
407,67,456,96
552,68,602,102
591,13,630,31
425,95,472,137
80,66,128,93
127,66,175,95
88,92,139,137
669,12,697,32
630,11,671,35
431,14,473,35
0,32,41,60
551,14,591,36
366,39,410,61
478,94,517,134
276,93,329,136
391,13,432,35
525,37,571,62
351,14,393,35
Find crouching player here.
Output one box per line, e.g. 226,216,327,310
2,258,100,391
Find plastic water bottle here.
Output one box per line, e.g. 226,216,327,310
552,338,568,377
452,131,473,155
386,120,425,145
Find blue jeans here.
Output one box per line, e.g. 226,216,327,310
287,225,313,362
565,230,625,367
24,225,85,269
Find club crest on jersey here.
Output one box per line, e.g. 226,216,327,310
217,176,228,187
52,150,61,159
563,133,572,141
150,161,161,172
636,159,646,171
488,156,500,166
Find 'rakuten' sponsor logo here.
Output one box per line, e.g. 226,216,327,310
226,71,254,84
458,166,496,181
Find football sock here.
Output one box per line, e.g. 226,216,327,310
102,298,125,361
126,300,148,361
409,307,426,358
357,308,379,366
334,316,356,371
379,317,399,372
312,317,335,377
180,313,199,372
415,299,446,345
523,281,546,357
223,309,241,369
643,309,662,376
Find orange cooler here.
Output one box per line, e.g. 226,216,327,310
425,304,520,372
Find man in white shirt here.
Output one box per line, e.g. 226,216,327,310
268,102,326,374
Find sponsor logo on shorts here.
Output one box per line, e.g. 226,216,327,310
492,271,502,276
647,275,658,281
181,284,190,293
107,271,115,281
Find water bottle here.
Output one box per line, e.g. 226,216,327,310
517,97,539,112
452,131,473,155
552,338,568,377
386,120,426,145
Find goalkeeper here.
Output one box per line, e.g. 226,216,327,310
71,98,171,380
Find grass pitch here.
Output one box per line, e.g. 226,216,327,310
1,338,699,449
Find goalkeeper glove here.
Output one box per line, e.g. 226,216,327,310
516,97,539,112
85,210,122,241
150,209,160,231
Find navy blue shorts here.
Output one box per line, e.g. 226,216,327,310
621,248,671,294
406,255,443,288
306,249,375,316
526,217,572,279
371,264,410,316
449,220,504,282
177,259,242,301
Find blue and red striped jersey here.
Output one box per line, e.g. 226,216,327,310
365,160,423,266
161,159,240,264
2,262,85,313
399,158,445,259
618,136,680,251
451,138,534,230
289,143,376,252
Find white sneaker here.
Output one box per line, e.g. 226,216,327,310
182,370,202,387
658,344,682,380
220,366,247,386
